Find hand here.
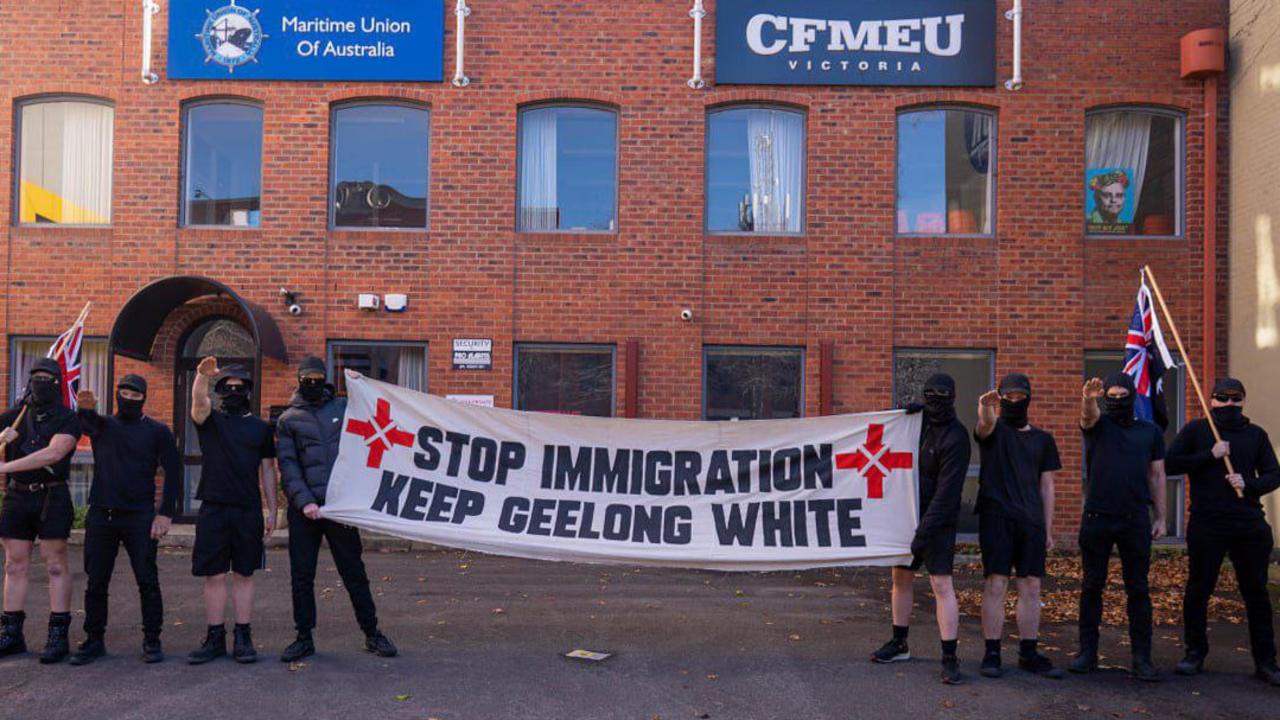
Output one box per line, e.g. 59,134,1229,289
1227,473,1245,492
979,390,1000,409
1211,441,1231,459
1151,518,1167,540
150,515,172,540
197,356,220,378
1045,533,1056,552
910,533,927,557
0,427,17,445
1083,378,1104,400
264,512,277,539
903,403,924,415
302,503,322,521
77,390,97,411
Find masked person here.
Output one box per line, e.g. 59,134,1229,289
869,374,971,684
1166,378,1280,686
1070,374,1167,681
974,373,1063,679
276,357,396,662
68,375,182,665
0,359,82,663
187,359,278,665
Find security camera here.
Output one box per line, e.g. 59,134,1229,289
288,304,303,316
680,308,694,322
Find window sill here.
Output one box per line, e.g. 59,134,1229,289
13,223,112,230
1084,234,1185,241
329,226,430,234
180,224,262,231
704,231,806,239
896,233,995,240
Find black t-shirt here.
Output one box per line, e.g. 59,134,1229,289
81,410,183,517
976,420,1062,527
1082,416,1165,516
195,410,276,508
0,404,82,485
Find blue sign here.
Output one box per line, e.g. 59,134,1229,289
168,0,444,81
715,0,996,86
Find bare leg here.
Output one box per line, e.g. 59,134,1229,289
930,574,959,642
891,567,915,627
982,574,1009,640
1015,576,1042,641
1,539,32,612
231,573,254,625
38,540,71,613
203,575,227,625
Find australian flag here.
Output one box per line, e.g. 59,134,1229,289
1123,276,1176,429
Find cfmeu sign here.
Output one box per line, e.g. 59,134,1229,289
715,0,996,86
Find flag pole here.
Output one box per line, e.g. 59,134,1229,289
0,302,92,453
1141,266,1242,498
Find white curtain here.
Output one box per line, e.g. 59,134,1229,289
746,110,804,233
20,102,113,224
11,338,107,404
519,109,558,231
1085,112,1151,215
396,346,426,391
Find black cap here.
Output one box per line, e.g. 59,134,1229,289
30,358,62,380
998,372,1032,396
214,365,254,392
1212,377,1246,397
923,373,956,396
298,356,327,380
118,374,148,395
1103,372,1135,395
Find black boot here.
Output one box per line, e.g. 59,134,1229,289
1256,662,1280,686
1175,650,1205,676
280,632,315,663
0,611,26,658
142,633,164,664
232,623,257,664
187,625,226,665
364,630,397,658
38,612,71,664
1131,653,1160,682
69,635,106,666
1069,642,1098,674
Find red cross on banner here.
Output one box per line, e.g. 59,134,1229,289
835,423,914,499
345,398,415,469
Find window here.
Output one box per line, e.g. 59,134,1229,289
16,98,113,225
703,346,804,421
893,349,993,534
8,336,110,508
1084,351,1186,538
331,103,430,229
706,107,806,234
1085,109,1183,236
327,342,427,397
517,105,618,232
897,108,994,235
182,101,263,227
514,344,615,417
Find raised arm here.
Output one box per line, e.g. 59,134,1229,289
75,390,107,439
975,389,999,440
191,356,218,425
1080,378,1103,430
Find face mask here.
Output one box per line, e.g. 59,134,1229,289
28,377,61,408
1104,394,1136,426
999,397,1030,428
299,379,326,404
923,394,956,425
218,386,250,415
116,393,145,422
1211,405,1246,430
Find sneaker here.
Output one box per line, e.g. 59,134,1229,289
69,636,106,666
187,626,227,665
280,634,315,663
979,650,1003,678
869,638,910,664
1131,656,1160,682
1018,651,1065,679
940,655,963,685
1175,651,1205,677
142,635,164,664
364,631,398,658
232,624,257,664
1256,663,1280,687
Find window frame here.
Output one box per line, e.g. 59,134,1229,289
328,99,432,232
514,102,621,235
512,342,617,417
701,344,807,421
325,339,429,394
179,97,265,229
704,104,809,237
13,95,116,229
894,105,998,239
1083,105,1186,240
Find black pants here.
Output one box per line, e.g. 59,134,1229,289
288,506,378,636
1184,518,1276,666
1077,511,1153,657
83,507,162,638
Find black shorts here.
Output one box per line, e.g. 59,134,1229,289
897,528,957,575
979,513,1046,578
192,502,264,577
0,484,74,541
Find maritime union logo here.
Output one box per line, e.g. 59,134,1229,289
196,1,266,72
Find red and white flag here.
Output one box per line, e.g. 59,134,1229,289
46,316,86,409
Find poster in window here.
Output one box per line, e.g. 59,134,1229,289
1085,168,1135,235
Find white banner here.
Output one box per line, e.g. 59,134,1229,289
322,372,922,571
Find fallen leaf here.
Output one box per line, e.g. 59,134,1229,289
706,674,718,681
395,694,411,702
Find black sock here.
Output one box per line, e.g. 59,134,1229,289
208,624,225,634
49,612,71,626
234,623,251,632
2,610,25,621
892,625,909,641
984,639,1000,655
1019,638,1038,657
941,639,958,657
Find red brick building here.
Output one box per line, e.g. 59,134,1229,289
0,0,1231,537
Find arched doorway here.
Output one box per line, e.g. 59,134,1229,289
174,317,256,517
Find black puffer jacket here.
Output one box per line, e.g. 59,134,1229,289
276,386,347,510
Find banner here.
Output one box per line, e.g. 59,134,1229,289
168,0,444,81
322,373,922,571
715,0,997,87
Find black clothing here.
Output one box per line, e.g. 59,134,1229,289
79,410,182,517
192,502,264,577
975,421,1062,528
0,403,82,486
1212,377,1247,398
979,514,1046,578
1077,511,1153,657
900,526,957,575
1102,372,1138,426
1082,416,1165,516
1211,406,1247,431
118,374,148,395
287,506,379,635
998,373,1031,396
1183,518,1275,665
194,410,275,509
276,389,345,510
1166,418,1280,528
998,398,1029,428
0,399,79,541
82,507,162,637
910,417,970,576
0,483,74,540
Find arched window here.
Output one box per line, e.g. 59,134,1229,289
182,100,263,227
1085,108,1184,237
896,107,994,235
706,106,806,234
15,97,114,225
331,101,430,229
517,104,618,232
